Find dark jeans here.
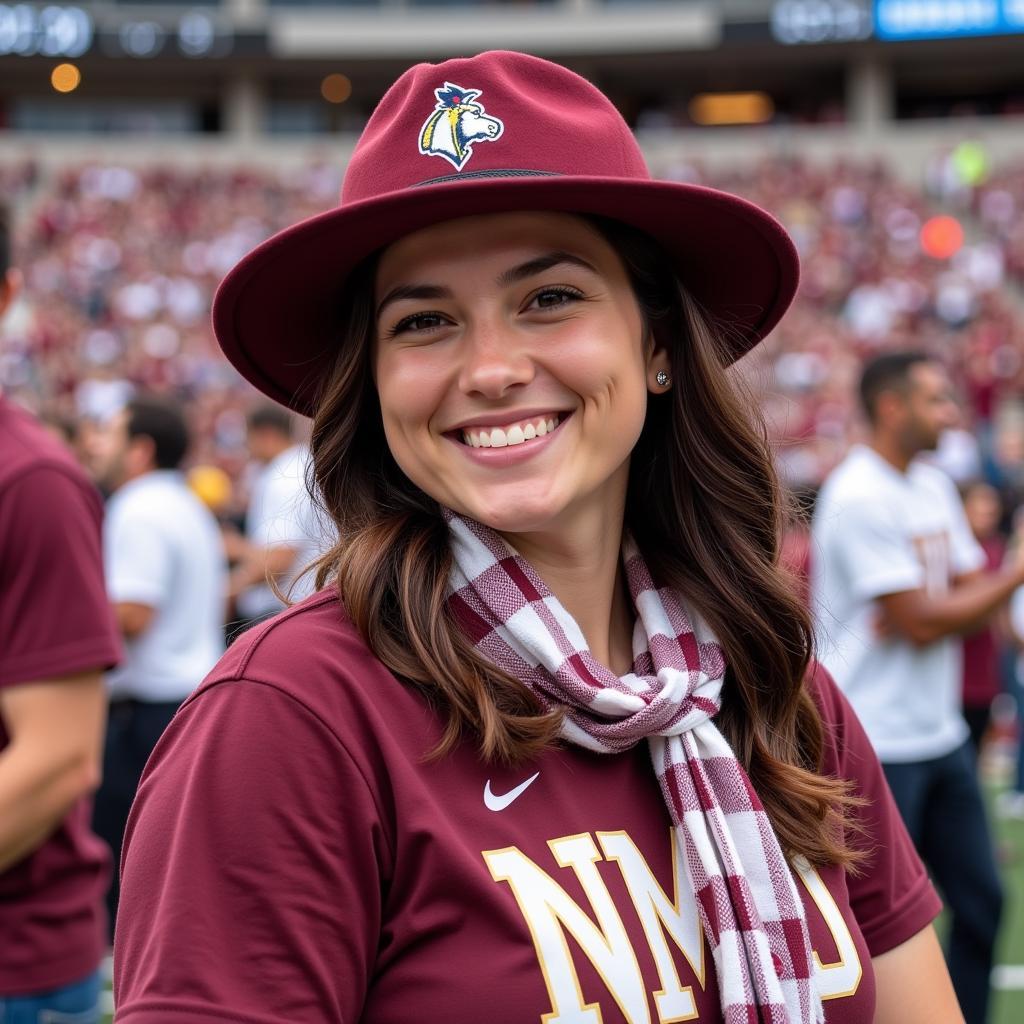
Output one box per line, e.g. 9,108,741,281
963,706,991,760
92,698,181,943
883,741,1003,1024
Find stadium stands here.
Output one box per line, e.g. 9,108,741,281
2,149,1023,516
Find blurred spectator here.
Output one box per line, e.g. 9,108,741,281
811,352,1017,1024
5,154,1024,500
36,407,78,451
227,403,322,633
86,396,226,937
0,202,120,1022
960,481,1008,756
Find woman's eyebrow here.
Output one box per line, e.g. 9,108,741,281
376,252,597,319
497,251,598,287
376,283,451,319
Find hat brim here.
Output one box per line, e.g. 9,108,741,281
213,176,799,416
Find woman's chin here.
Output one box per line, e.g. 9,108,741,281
455,491,567,536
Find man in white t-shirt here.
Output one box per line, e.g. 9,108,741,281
86,396,226,935
812,352,1022,1024
228,404,323,632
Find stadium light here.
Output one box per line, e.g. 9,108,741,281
321,73,352,105
689,92,774,126
178,11,216,58
920,215,964,260
50,61,80,93
0,5,92,58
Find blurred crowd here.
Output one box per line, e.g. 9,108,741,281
0,158,342,520
4,147,1024,523
677,152,1024,497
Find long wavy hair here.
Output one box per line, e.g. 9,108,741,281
308,215,862,868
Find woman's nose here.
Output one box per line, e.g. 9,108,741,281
457,323,535,399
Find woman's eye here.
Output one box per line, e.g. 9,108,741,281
531,287,583,310
390,312,447,336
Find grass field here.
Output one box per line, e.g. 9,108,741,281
990,801,1024,1024
97,794,1024,1023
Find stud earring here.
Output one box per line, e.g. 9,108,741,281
655,370,670,388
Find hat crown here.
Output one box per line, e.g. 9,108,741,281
342,50,651,206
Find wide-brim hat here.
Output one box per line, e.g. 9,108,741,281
213,50,799,416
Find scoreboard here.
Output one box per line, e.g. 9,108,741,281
875,0,1024,38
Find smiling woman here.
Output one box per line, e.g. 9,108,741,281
372,213,655,544
113,51,963,1024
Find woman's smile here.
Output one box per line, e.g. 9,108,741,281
456,410,568,449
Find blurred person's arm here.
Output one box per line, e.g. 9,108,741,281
227,542,300,601
877,555,1024,647
0,671,106,872
991,599,1013,644
115,601,156,639
871,472,1021,645
229,463,308,602
220,521,250,563
872,925,964,1024
0,458,119,872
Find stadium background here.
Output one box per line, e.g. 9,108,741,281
3,0,1024,1019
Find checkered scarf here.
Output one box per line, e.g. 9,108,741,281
445,513,823,1024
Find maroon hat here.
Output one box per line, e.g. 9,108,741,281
213,50,799,416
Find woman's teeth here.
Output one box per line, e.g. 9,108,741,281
462,416,560,449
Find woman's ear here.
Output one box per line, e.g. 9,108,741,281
646,346,672,393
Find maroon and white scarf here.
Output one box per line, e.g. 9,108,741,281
445,513,823,1024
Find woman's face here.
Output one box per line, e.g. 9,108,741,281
373,212,668,536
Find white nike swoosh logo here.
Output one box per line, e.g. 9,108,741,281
484,771,540,812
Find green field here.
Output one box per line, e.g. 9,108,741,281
97,802,1024,1022
989,804,1024,1024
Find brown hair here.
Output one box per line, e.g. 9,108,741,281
309,216,863,868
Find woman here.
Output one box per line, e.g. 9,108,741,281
114,52,961,1023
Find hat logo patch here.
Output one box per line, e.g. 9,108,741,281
418,82,504,172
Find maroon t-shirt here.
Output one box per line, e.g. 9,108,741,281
962,536,1005,709
115,592,939,1024
0,396,122,994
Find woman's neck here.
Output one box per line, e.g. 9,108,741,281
502,506,635,675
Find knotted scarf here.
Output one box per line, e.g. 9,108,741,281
445,512,824,1024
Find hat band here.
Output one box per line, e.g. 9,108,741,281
413,168,562,188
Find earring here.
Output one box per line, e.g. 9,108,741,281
655,370,670,388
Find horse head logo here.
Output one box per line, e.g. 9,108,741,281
418,82,504,172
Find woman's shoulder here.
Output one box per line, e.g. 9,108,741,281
215,590,373,683
184,590,435,748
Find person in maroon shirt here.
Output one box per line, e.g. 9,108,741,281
116,54,962,1023
960,481,1007,755
0,207,122,1017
